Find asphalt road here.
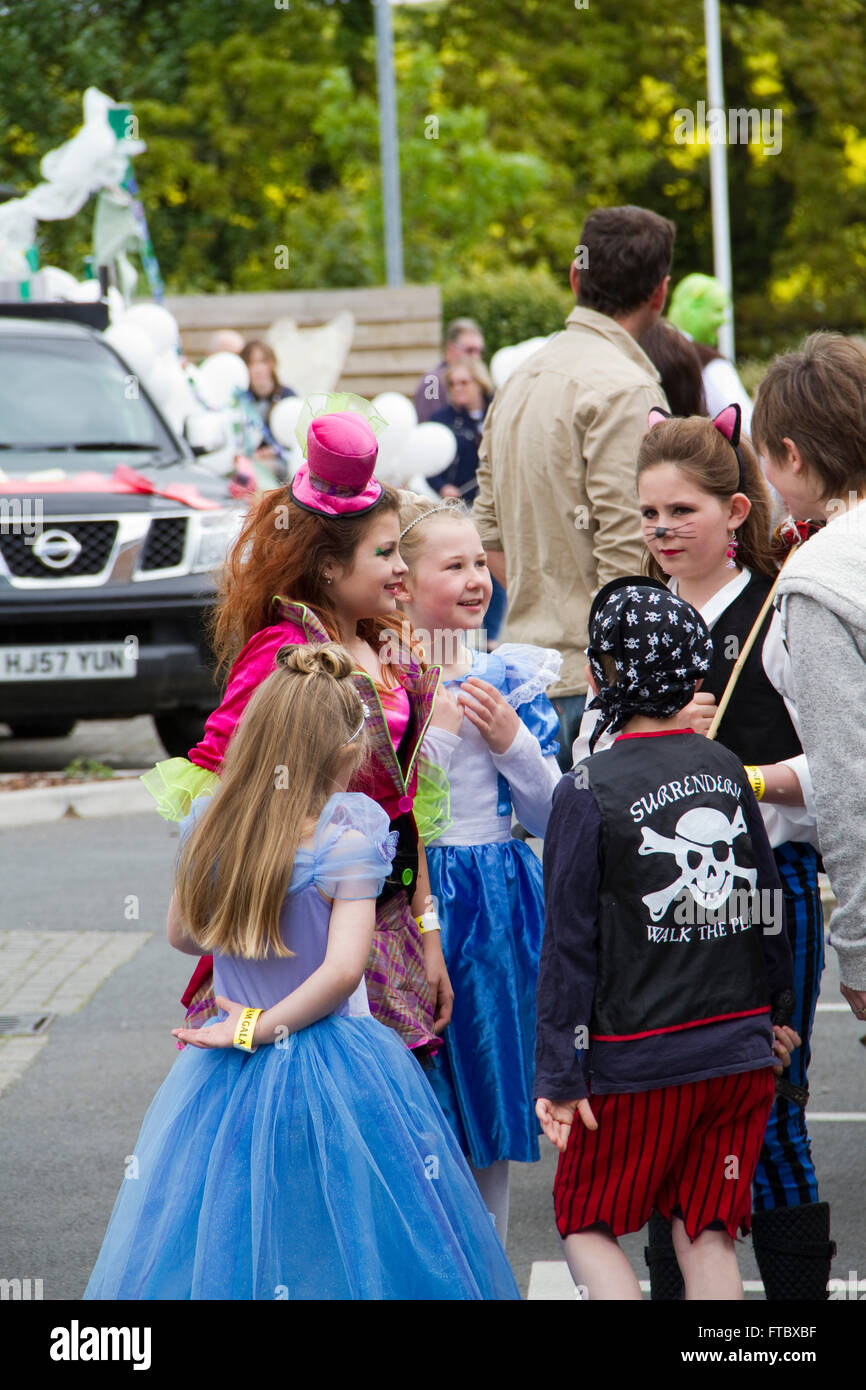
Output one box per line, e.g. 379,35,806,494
0,714,166,774
1,803,864,1303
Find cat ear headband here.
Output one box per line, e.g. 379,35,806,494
647,403,745,492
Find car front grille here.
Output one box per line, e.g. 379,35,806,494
139,517,187,571
0,512,195,585
0,520,118,578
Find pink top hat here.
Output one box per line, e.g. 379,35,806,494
290,411,382,517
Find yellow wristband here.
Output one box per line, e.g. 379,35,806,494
744,765,765,801
416,912,441,934
233,1007,263,1052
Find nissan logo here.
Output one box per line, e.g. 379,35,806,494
32,529,83,570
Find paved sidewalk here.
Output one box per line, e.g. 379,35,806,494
0,715,164,827
0,930,151,1096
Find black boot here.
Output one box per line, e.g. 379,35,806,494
644,1210,685,1300
751,1202,835,1300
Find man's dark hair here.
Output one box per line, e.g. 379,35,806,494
576,206,675,317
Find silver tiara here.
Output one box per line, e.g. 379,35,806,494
399,502,460,540
345,702,370,745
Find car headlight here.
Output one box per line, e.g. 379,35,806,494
190,508,245,574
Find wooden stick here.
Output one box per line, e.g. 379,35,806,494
706,557,791,741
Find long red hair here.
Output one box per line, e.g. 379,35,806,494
211,485,408,678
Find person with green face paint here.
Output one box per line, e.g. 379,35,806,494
669,273,754,432
669,272,729,345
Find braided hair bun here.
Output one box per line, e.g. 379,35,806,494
275,642,356,680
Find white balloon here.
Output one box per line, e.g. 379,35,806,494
372,391,417,433
185,411,228,456
490,336,548,388
490,345,519,389
122,302,181,355
68,277,102,302
510,335,548,368
284,440,305,480
404,472,440,502
196,352,250,410
106,286,127,323
372,391,417,474
147,350,196,435
195,406,241,476
103,321,158,380
374,449,412,489
40,265,84,300
269,395,304,447
410,422,458,479
375,428,404,474
183,360,202,397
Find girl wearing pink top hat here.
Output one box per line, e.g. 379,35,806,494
143,395,453,1057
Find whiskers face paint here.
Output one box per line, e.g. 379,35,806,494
644,521,699,542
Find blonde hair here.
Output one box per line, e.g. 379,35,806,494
397,494,473,572
175,644,367,959
444,356,493,399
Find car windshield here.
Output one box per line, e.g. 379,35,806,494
0,334,177,463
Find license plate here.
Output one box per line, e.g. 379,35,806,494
0,644,138,681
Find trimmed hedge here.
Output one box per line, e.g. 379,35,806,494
441,267,573,360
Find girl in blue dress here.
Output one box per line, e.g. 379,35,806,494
85,642,519,1301
396,498,562,1241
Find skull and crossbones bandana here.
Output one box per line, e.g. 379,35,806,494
587,580,713,750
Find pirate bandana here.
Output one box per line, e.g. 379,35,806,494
586,579,713,750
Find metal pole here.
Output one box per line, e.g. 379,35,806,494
373,0,404,287
704,0,735,360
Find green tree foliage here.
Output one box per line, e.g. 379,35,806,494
408,0,866,355
0,0,546,292
0,0,864,357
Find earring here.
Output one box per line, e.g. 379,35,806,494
324,574,332,585
725,531,739,568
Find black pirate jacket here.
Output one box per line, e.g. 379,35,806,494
535,730,794,1102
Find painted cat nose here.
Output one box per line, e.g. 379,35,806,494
654,526,669,539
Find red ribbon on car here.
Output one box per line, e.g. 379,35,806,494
0,465,221,510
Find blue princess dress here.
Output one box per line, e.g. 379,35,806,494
422,645,562,1169
84,793,519,1301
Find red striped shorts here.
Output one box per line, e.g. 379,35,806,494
553,1068,776,1241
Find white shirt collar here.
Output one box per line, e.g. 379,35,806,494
668,567,751,629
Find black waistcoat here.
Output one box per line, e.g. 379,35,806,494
702,574,801,764
585,733,770,1040
378,709,419,906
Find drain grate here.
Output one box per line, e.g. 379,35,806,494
0,1013,55,1037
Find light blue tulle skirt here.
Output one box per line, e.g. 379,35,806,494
84,1014,520,1301
425,839,545,1167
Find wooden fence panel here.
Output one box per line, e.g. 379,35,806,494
164,285,442,399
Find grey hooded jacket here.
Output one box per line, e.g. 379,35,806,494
777,502,866,990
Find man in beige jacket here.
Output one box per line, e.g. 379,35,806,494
473,205,673,766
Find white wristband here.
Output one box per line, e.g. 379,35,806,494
416,912,441,934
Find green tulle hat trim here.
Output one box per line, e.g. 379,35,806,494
295,392,389,458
